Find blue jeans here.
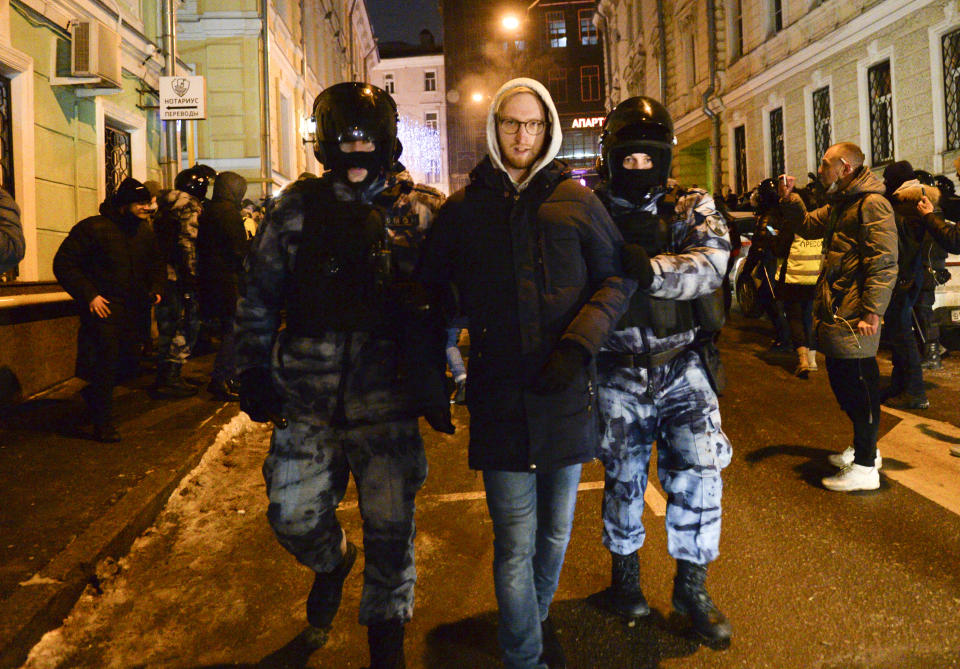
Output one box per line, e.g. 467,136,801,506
482,464,581,669
445,327,466,380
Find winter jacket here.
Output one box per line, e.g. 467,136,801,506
595,183,730,356
920,210,960,254
197,172,248,318
0,187,24,274
780,166,898,358
53,200,164,380
155,189,202,289
234,170,447,426
419,77,631,472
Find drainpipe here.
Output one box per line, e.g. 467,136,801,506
595,1,613,108
656,0,666,103
260,0,273,197
348,0,358,80
161,0,179,188
701,0,722,194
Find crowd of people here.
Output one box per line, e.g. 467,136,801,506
31,72,958,668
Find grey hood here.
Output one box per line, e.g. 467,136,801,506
486,77,563,191
212,171,248,207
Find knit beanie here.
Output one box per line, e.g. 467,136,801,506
113,177,153,205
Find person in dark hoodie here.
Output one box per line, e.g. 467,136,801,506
779,143,898,492
0,186,25,275
419,78,630,669
197,171,248,400
53,178,164,442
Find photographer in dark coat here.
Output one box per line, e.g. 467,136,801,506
54,178,164,441
197,171,248,400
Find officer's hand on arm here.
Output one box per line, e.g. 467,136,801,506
778,175,795,199
238,367,286,427
621,243,655,288
533,340,589,394
89,295,111,318
857,312,881,337
917,195,934,217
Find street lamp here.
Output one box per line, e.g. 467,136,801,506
471,92,484,103
501,14,520,32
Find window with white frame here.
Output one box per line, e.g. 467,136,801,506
546,11,567,48
579,9,597,45
384,73,395,94
867,60,894,165
942,27,960,151
769,107,784,178
424,70,437,92
734,125,747,194
812,86,831,161
425,111,439,132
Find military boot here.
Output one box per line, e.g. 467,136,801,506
367,619,405,669
154,364,198,398
672,559,732,643
590,551,650,618
921,342,942,370
307,542,357,629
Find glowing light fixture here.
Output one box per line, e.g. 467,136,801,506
502,14,520,31
471,92,484,103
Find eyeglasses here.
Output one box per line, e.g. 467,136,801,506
497,116,546,135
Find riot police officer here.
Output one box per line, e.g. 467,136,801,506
233,82,451,668
589,96,734,643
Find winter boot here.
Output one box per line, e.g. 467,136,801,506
208,378,240,401
921,342,942,370
590,551,650,618
367,619,405,669
453,378,466,405
794,346,810,378
672,559,732,643
539,616,566,668
806,348,818,371
154,364,198,398
306,542,357,629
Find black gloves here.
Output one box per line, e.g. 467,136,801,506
935,268,952,285
238,367,285,427
621,243,655,289
533,341,589,394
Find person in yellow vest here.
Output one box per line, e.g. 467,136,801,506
774,182,824,377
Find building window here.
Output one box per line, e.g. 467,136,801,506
683,21,697,88
546,10,567,48
580,65,600,102
279,94,292,176
769,107,784,178
425,111,439,131
579,9,597,45
730,0,743,60
0,76,13,198
867,60,894,165
734,124,747,194
424,70,437,92
943,28,960,151
771,0,783,33
548,69,567,104
812,86,831,161
384,73,395,94
104,123,131,198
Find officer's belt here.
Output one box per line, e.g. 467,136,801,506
597,344,690,369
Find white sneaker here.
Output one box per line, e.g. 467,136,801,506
822,464,880,491
827,446,882,469
807,349,818,371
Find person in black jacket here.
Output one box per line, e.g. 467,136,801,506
197,171,248,400
419,78,630,669
0,186,24,276
53,178,164,441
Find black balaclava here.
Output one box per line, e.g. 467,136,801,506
883,160,914,199
323,141,387,192
609,144,671,203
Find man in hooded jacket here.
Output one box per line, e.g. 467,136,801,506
54,178,164,441
779,142,898,492
419,78,630,669
197,171,248,400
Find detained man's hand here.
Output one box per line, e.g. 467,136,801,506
89,295,111,318
857,312,881,337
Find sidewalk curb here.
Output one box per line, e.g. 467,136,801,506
0,404,240,668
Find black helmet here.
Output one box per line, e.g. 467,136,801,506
755,178,779,211
174,165,213,201
914,169,935,186
599,96,676,198
934,174,956,196
312,82,398,175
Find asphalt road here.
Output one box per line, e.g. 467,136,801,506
22,313,960,668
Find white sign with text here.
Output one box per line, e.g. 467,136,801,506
159,76,206,120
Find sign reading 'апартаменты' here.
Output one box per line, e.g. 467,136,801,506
159,76,206,120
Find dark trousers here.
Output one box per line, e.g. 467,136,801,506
825,356,881,467
80,306,140,426
914,286,938,345
783,299,814,349
886,283,924,397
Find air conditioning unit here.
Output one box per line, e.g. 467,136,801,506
71,20,122,87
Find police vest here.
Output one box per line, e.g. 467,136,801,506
285,179,393,337
783,235,822,285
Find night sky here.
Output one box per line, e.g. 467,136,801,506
365,0,443,46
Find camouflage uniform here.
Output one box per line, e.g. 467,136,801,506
154,189,202,376
597,187,733,565
235,172,444,625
